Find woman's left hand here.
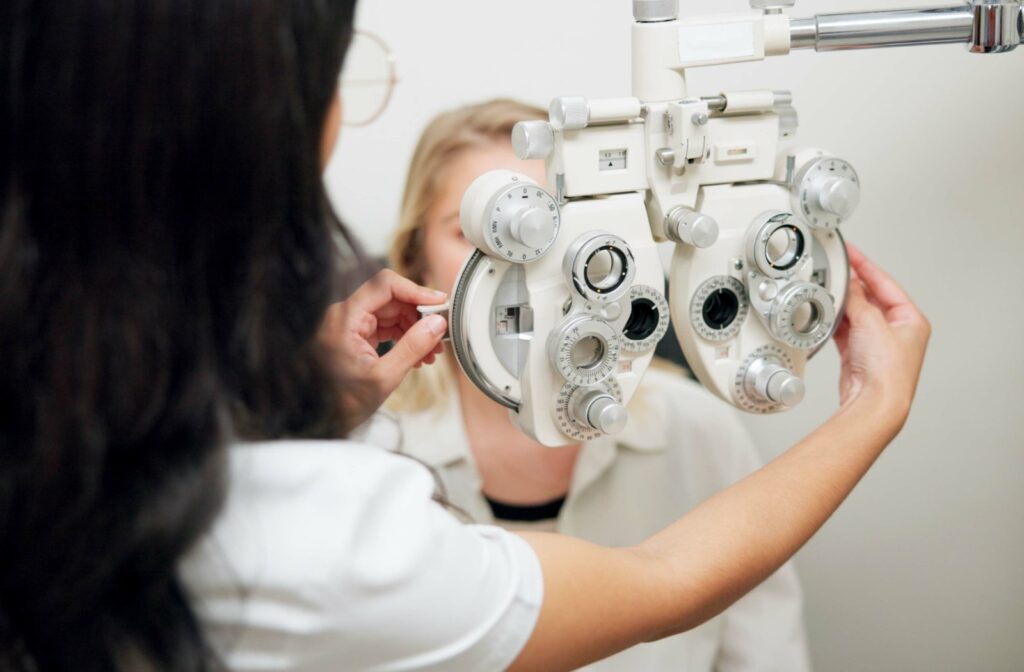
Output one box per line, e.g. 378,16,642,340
318,269,448,433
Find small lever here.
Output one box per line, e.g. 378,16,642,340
417,303,452,341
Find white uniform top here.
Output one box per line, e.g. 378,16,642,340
180,441,543,672
375,367,812,672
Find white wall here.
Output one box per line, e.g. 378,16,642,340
325,2,1024,670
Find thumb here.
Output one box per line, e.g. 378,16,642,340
372,314,447,391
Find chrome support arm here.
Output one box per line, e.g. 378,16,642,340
790,2,1023,54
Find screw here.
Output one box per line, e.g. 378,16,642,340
692,112,709,126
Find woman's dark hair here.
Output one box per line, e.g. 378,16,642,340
1,1,357,669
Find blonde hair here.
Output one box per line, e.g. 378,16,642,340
387,99,547,414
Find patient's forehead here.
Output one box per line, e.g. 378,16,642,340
426,143,546,228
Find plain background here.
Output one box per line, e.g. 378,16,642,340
325,1,1024,670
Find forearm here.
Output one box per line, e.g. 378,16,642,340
514,392,907,671
634,390,905,639
514,248,928,672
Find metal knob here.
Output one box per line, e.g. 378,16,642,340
573,390,629,436
509,206,555,249
968,0,1022,53
666,206,720,249
633,0,679,22
744,359,806,408
766,370,806,407
512,121,554,160
812,176,860,219
549,97,589,131
750,0,796,9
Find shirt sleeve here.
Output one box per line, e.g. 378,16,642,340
183,442,543,672
713,425,812,672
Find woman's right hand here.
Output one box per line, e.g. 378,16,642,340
317,269,448,433
833,244,931,426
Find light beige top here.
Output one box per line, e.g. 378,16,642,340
376,367,812,672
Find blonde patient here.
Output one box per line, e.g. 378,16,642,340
386,99,812,671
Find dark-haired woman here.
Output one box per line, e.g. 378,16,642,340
1,2,930,671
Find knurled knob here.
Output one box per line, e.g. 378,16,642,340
512,121,555,160
509,206,555,249
549,97,589,131
750,0,796,9
745,358,806,409
666,207,720,249
766,369,806,407
633,0,679,22
573,390,629,436
813,176,860,219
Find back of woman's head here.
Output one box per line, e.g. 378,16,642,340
0,1,356,669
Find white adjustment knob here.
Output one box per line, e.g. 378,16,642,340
812,176,860,219
512,121,554,160
573,390,629,436
460,170,560,263
744,358,806,408
791,156,860,230
666,207,719,248
509,206,555,249
549,96,589,131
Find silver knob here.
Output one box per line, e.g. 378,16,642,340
750,0,796,10
573,390,629,436
655,147,676,167
509,206,555,249
811,176,860,219
633,0,679,22
968,0,1022,53
512,121,554,160
666,206,719,249
549,97,589,131
766,370,806,407
744,359,806,408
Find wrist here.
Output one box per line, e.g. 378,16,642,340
839,379,913,439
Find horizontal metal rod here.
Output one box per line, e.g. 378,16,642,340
791,5,977,51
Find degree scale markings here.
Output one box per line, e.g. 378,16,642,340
484,182,559,263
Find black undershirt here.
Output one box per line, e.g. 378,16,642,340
484,494,567,522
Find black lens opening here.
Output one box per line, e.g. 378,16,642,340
702,288,740,331
624,298,660,341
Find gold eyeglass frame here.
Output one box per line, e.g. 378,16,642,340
340,30,398,127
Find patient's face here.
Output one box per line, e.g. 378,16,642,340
421,142,546,294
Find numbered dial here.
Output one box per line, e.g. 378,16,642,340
768,282,837,350
555,379,624,442
733,345,800,413
689,276,750,342
622,285,670,353
547,315,621,387
794,157,861,230
460,170,560,263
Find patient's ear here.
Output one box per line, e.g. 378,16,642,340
321,91,342,170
